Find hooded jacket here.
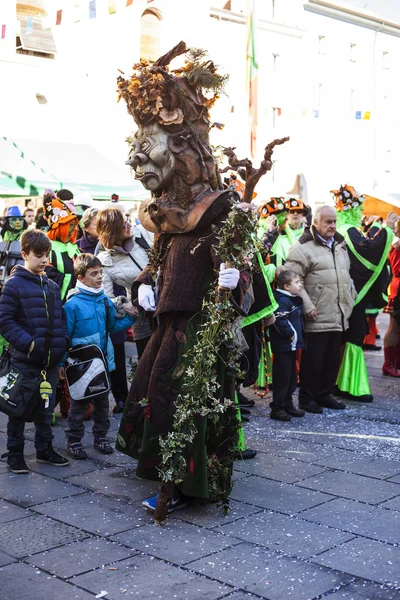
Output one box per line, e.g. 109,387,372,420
269,289,305,352
0,265,68,368
285,226,356,333
62,286,134,371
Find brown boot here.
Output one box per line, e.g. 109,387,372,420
382,347,400,377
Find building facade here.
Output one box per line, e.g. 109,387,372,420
1,0,400,205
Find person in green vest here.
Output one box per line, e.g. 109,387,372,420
42,191,81,303
258,198,288,267
331,185,397,402
0,206,27,242
283,197,308,246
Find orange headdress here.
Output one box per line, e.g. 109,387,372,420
258,197,286,218
284,197,306,214
44,194,79,243
330,184,366,211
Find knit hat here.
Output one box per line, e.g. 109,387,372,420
331,185,366,211
57,188,74,202
258,197,286,218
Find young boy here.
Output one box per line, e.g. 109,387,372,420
0,229,69,473
62,253,136,459
269,269,306,422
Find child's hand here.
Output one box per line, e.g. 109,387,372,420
264,314,276,326
58,366,65,380
122,302,139,317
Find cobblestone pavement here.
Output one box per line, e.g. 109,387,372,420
0,316,399,599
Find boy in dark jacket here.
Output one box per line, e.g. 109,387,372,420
269,270,306,422
0,230,69,473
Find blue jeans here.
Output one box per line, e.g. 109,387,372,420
7,365,58,453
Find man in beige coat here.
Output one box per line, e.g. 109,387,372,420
285,205,356,413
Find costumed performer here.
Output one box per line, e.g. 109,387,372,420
0,206,27,242
115,41,286,522
331,185,396,400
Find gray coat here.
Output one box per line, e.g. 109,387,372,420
97,224,153,340
285,226,356,333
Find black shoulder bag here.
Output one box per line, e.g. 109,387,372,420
65,298,111,401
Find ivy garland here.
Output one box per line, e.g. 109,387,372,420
153,199,260,508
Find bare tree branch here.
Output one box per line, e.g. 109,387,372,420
219,137,290,203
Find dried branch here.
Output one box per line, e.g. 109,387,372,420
219,137,290,203
154,41,187,67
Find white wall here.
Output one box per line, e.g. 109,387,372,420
1,0,400,205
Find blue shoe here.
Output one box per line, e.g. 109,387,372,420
142,495,188,513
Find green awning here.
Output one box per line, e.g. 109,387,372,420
0,137,149,201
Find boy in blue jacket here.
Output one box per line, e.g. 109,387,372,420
0,230,69,473
62,254,136,459
269,270,306,422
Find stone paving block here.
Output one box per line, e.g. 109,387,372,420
0,550,14,567
0,562,94,600
24,453,111,479
300,497,400,544
111,520,241,565
326,580,399,599
312,537,400,588
218,593,260,600
32,492,151,535
26,537,137,579
297,470,400,504
216,510,354,558
230,474,333,513
234,454,328,483
66,467,158,502
313,450,400,479
0,514,87,558
0,471,86,507
84,447,137,467
171,499,262,528
244,433,337,463
0,498,34,524
380,495,400,511
189,542,351,599
387,473,400,484
232,470,251,482
73,555,232,599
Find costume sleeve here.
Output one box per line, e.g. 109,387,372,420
347,226,392,265
284,245,315,315
0,282,33,353
45,260,65,292
389,248,400,278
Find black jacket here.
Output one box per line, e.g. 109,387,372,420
0,266,68,368
269,289,305,352
342,225,391,308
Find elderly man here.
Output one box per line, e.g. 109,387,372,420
285,205,356,413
